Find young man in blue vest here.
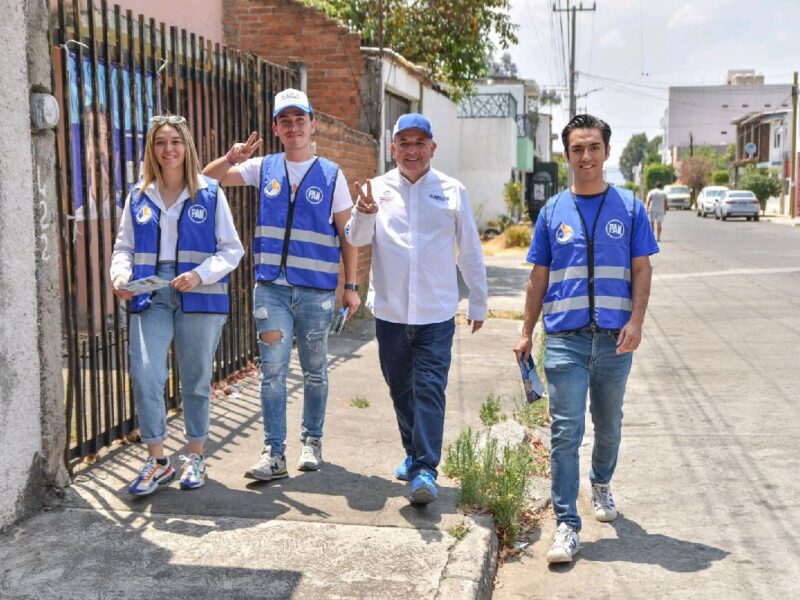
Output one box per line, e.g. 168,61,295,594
346,113,488,505
203,89,360,480
513,114,659,563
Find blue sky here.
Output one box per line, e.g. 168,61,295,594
505,0,800,171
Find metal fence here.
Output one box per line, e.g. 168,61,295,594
52,0,298,466
457,93,518,119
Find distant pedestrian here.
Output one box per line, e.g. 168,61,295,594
111,115,244,495
202,89,360,481
513,114,659,563
346,113,488,505
646,182,668,242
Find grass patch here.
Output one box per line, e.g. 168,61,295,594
443,429,537,546
479,393,505,426
504,224,532,248
446,523,471,541
349,396,370,409
512,396,551,429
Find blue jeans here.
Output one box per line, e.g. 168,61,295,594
375,318,455,480
545,327,633,531
129,263,227,445
253,281,335,456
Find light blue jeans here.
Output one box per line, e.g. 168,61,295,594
129,263,226,445
253,281,335,456
545,327,633,531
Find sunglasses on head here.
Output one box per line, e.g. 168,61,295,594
149,115,186,127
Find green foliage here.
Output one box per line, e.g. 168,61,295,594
643,163,675,190
679,144,736,171
479,393,505,426
623,181,640,194
442,429,535,544
679,156,713,195
446,523,471,541
738,166,783,213
303,0,518,99
349,396,370,408
619,133,662,181
502,180,523,219
504,224,532,248
512,397,551,429
553,154,568,188
711,169,730,185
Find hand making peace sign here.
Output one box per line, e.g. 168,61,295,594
226,131,264,165
352,179,378,214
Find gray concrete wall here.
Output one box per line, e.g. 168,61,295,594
0,0,67,531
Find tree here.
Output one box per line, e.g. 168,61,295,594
623,181,640,194
738,166,783,215
553,154,568,189
679,144,736,171
679,156,713,200
711,170,730,185
303,0,518,99
643,163,675,190
487,51,518,79
619,133,662,181
502,180,522,220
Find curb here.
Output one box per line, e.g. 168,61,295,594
436,515,498,600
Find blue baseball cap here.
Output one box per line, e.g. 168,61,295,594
392,113,433,139
273,88,313,118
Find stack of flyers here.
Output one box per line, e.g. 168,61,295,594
329,306,348,335
118,276,171,294
519,355,545,403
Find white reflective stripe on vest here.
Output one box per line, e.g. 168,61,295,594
542,296,590,314
594,266,631,281
255,225,340,248
254,252,281,266
134,253,158,266
177,250,214,264
191,283,229,295
548,265,588,284
595,296,632,311
285,255,340,274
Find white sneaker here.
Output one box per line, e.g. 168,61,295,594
297,436,322,471
591,482,618,522
546,523,580,564
244,447,288,481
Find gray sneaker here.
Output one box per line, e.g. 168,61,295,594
297,436,322,471
546,523,580,563
244,447,288,481
591,482,618,522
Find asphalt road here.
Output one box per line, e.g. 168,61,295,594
493,210,800,599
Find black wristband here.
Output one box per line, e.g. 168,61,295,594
344,283,359,291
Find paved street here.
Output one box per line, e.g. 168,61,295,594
494,210,800,598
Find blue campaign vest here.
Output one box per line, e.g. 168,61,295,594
129,177,230,314
253,153,341,290
541,186,636,334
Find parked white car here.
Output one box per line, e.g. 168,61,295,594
714,190,760,221
663,184,691,210
696,186,729,217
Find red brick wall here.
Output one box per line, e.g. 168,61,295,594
222,0,364,131
313,112,376,298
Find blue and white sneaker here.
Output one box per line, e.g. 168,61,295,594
546,523,580,563
408,472,438,505
129,456,175,496
395,455,413,481
179,453,206,490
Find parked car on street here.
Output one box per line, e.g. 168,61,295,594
714,190,760,221
663,184,691,210
696,185,729,217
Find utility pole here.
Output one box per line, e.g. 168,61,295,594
791,71,797,219
554,1,596,119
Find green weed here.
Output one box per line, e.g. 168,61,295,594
479,393,505,426
446,523,471,541
349,396,370,409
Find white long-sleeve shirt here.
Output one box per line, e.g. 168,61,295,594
110,175,244,285
346,167,488,325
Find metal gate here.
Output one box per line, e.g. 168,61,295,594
51,0,298,466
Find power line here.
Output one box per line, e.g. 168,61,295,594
553,1,597,118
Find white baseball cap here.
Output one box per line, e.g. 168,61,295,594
273,88,313,118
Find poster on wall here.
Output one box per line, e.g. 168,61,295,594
66,52,156,221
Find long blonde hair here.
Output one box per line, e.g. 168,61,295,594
141,117,202,200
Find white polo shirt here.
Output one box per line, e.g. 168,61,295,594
346,167,488,325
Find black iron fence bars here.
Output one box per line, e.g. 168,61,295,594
52,0,298,466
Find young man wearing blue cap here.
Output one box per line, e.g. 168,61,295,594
203,88,360,480
513,114,658,563
346,113,488,505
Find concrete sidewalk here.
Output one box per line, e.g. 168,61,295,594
0,298,530,599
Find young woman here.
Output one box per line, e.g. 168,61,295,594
110,115,244,495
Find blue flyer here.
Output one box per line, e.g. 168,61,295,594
519,355,545,403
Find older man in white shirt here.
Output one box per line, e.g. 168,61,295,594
346,113,488,505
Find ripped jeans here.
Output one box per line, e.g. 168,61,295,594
253,281,335,456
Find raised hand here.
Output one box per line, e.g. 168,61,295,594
352,179,378,214
226,131,263,165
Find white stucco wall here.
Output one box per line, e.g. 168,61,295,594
0,1,44,530
458,117,517,226
535,113,553,161
424,88,459,176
